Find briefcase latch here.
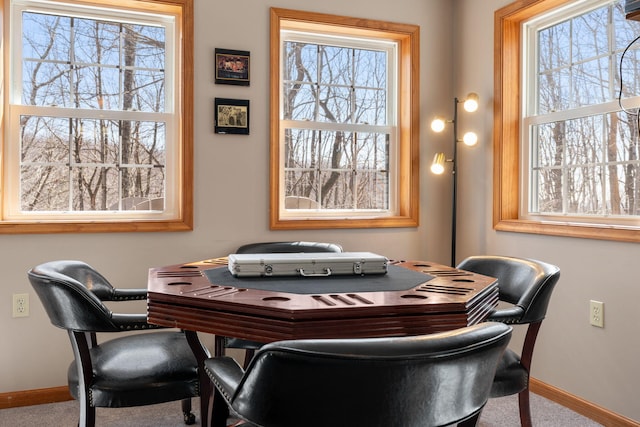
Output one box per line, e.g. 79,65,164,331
353,262,362,275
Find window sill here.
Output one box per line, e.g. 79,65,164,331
494,218,640,243
0,218,192,234
270,216,419,230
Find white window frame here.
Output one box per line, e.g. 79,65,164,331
520,0,640,227
278,30,398,220
269,8,420,230
0,0,193,233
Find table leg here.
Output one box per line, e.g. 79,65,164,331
185,330,212,427
211,387,230,427
210,336,230,427
214,335,226,357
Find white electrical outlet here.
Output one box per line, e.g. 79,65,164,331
12,293,29,318
590,300,604,328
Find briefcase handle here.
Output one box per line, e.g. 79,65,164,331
299,268,332,277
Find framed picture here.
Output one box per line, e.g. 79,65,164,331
214,98,250,134
215,48,250,86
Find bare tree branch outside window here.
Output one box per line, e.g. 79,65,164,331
530,1,640,218
282,40,390,211
19,11,166,212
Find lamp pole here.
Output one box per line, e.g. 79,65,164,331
451,97,459,268
430,93,478,268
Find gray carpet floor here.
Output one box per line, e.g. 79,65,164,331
0,393,603,426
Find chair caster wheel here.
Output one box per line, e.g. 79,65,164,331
183,412,196,425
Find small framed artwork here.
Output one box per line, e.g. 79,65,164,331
215,48,250,86
214,98,250,135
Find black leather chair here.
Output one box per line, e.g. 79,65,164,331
205,322,512,427
234,241,343,254
219,241,343,366
456,255,561,427
28,260,205,427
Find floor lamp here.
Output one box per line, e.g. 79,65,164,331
430,93,479,267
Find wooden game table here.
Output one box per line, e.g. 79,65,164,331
147,257,499,427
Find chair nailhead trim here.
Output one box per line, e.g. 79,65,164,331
204,365,232,401
113,296,146,301
118,324,159,330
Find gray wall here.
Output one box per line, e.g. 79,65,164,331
0,0,449,393
454,0,640,422
2,0,639,423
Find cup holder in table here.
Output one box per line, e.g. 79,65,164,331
262,296,290,302
400,294,428,299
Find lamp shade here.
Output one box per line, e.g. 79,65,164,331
430,152,446,175
431,117,446,133
462,131,478,146
463,93,479,113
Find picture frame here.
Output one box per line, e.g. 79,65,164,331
215,48,250,86
214,98,250,135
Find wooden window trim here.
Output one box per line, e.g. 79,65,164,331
0,0,193,234
269,7,420,230
494,0,640,242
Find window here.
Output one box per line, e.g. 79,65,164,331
1,0,193,233
495,0,640,241
269,8,420,229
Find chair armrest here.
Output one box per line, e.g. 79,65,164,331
487,306,525,324
111,313,162,330
110,288,148,301
204,357,244,402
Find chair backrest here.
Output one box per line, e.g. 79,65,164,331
456,255,560,324
28,260,121,332
228,322,512,427
235,241,343,254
